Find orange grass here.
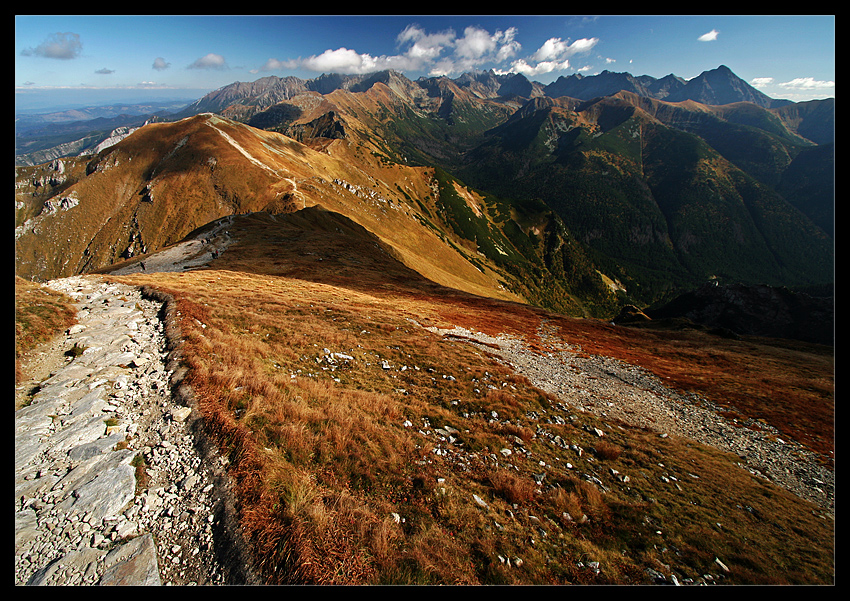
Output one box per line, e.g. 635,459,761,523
102,216,833,584
14,276,77,385
109,264,833,585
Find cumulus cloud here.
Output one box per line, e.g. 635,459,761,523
505,58,564,77
259,24,604,80
301,47,379,73
263,23,525,77
188,53,228,70
444,26,522,73
21,32,82,59
497,36,598,77
397,24,455,61
152,57,171,71
698,29,719,42
779,77,835,90
750,77,774,88
296,47,419,74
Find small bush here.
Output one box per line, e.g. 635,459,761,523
65,343,88,358
594,440,623,460
488,469,538,505
131,454,149,493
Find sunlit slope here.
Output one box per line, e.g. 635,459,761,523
15,113,523,304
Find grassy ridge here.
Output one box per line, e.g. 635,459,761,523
108,223,833,584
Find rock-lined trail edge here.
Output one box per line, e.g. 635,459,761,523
14,275,257,586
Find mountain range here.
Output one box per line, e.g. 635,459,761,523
14,63,835,585
15,64,834,319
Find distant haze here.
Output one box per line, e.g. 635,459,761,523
15,87,209,114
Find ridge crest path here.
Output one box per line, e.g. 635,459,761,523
14,275,230,585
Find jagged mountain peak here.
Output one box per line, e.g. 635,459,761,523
667,64,791,108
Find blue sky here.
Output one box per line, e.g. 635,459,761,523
15,15,835,111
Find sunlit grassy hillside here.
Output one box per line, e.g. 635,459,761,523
104,215,833,585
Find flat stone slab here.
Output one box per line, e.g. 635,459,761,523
99,533,162,586
71,462,136,522
15,509,38,552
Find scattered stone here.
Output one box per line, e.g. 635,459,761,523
14,275,231,586
99,533,161,585
420,321,834,515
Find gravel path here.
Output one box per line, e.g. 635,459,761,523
424,321,835,516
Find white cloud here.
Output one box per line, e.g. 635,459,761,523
779,77,835,90
698,29,719,42
495,27,522,62
301,47,379,73
501,36,598,78
152,57,171,71
532,38,569,62
750,77,774,88
565,37,600,56
188,53,228,70
444,26,523,73
267,24,526,77
396,24,455,60
21,32,83,59
533,37,599,62
455,26,498,60
261,24,602,81
500,58,572,77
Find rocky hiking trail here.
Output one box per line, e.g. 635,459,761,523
15,270,833,586
14,275,258,586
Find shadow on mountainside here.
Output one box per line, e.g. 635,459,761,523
645,282,834,346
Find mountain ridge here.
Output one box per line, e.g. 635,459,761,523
16,64,833,319
16,65,824,168
14,64,835,585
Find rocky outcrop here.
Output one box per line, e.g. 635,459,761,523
285,110,346,142
612,304,651,324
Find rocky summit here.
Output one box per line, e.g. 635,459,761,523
14,276,254,586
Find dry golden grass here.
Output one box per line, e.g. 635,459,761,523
14,276,77,384
105,215,834,585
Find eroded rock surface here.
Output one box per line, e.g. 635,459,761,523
14,275,241,586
